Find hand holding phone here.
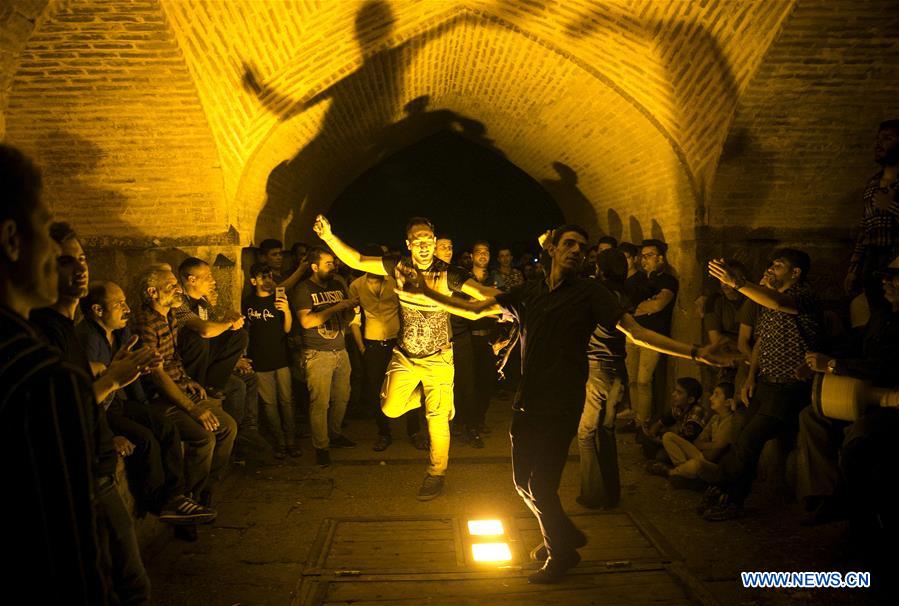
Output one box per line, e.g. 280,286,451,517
275,286,286,299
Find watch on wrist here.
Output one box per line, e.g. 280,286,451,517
690,346,699,362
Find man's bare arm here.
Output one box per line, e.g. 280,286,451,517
297,299,358,329
460,278,502,300
709,259,800,314
313,215,387,275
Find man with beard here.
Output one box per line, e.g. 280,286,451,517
845,119,899,309
31,222,159,605
1,144,108,604
314,215,499,500
293,247,359,468
400,224,731,582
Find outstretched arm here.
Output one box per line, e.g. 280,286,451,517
616,313,737,367
403,266,502,319
313,215,387,275
709,259,800,315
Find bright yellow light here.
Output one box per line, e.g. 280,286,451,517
467,519,504,536
471,542,512,563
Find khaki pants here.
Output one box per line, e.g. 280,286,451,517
662,432,720,482
381,348,454,476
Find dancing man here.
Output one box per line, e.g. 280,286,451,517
313,214,499,500
401,224,732,583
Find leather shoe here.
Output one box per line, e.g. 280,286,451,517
372,435,392,452
528,551,581,584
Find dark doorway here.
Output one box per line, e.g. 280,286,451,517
328,130,564,254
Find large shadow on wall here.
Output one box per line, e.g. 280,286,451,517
244,0,474,245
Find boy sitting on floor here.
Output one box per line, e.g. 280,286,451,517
640,377,706,469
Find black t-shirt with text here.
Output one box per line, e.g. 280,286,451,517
242,293,290,371
293,277,348,351
495,276,625,416
382,255,469,357
634,270,679,335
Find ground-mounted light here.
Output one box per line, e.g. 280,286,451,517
471,542,512,563
467,519,504,536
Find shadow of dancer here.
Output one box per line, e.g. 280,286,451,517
541,161,602,239
242,1,464,245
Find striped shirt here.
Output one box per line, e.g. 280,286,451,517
132,303,190,388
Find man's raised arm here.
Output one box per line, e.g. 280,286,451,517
313,215,387,276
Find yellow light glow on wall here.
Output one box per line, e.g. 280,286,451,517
471,542,512,563
467,519,504,536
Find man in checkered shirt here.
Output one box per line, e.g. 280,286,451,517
704,249,824,521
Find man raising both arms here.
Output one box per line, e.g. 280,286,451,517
401,225,733,583
313,214,499,500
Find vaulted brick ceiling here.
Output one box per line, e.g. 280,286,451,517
2,0,897,249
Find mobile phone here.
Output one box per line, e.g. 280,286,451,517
275,287,286,298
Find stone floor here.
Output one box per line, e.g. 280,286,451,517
147,397,889,606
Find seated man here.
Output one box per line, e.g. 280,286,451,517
78,280,216,525
662,381,740,487
177,257,268,460
131,263,237,514
639,377,706,469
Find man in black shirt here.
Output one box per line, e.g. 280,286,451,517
30,222,158,605
1,144,109,604
405,225,729,583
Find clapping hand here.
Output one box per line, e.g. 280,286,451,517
107,335,163,388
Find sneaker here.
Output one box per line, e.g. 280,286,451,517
273,447,287,460
372,435,392,452
696,486,723,515
287,444,302,458
466,428,485,449
702,497,744,522
411,432,429,451
416,474,444,501
173,524,198,542
330,434,357,449
159,496,217,525
315,448,331,468
528,551,581,584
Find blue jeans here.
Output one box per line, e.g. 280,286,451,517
577,361,624,507
304,349,351,449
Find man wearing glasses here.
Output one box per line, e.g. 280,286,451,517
313,215,498,500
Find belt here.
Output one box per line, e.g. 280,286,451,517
471,330,492,337
364,338,397,347
759,374,804,385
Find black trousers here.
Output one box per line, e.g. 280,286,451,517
363,339,419,437
511,410,582,559
841,407,899,534
452,333,476,428
717,379,809,505
470,334,496,427
106,399,184,515
96,478,151,606
178,328,248,390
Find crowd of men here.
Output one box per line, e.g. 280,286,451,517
3,118,898,601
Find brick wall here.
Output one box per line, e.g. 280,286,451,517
0,0,52,138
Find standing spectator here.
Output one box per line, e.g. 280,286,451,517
131,264,238,512
704,260,748,383
31,222,153,604
627,239,679,428
597,235,618,251
492,245,525,291
577,249,630,509
0,144,110,604
243,263,299,458
258,238,309,291
845,119,899,309
78,281,216,525
293,247,359,468
618,242,640,280
704,250,823,520
349,247,420,452
468,240,499,442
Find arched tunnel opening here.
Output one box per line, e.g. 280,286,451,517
2,1,898,604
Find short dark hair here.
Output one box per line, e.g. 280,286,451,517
80,281,111,318
406,216,435,237
597,249,628,282
716,381,735,400
676,377,703,403
259,238,283,253
618,242,638,258
178,257,208,282
248,262,273,278
878,119,899,133
551,224,589,245
307,246,333,267
471,240,490,251
49,221,77,245
598,235,618,248
0,144,42,237
641,238,668,256
290,242,307,255
771,247,811,280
